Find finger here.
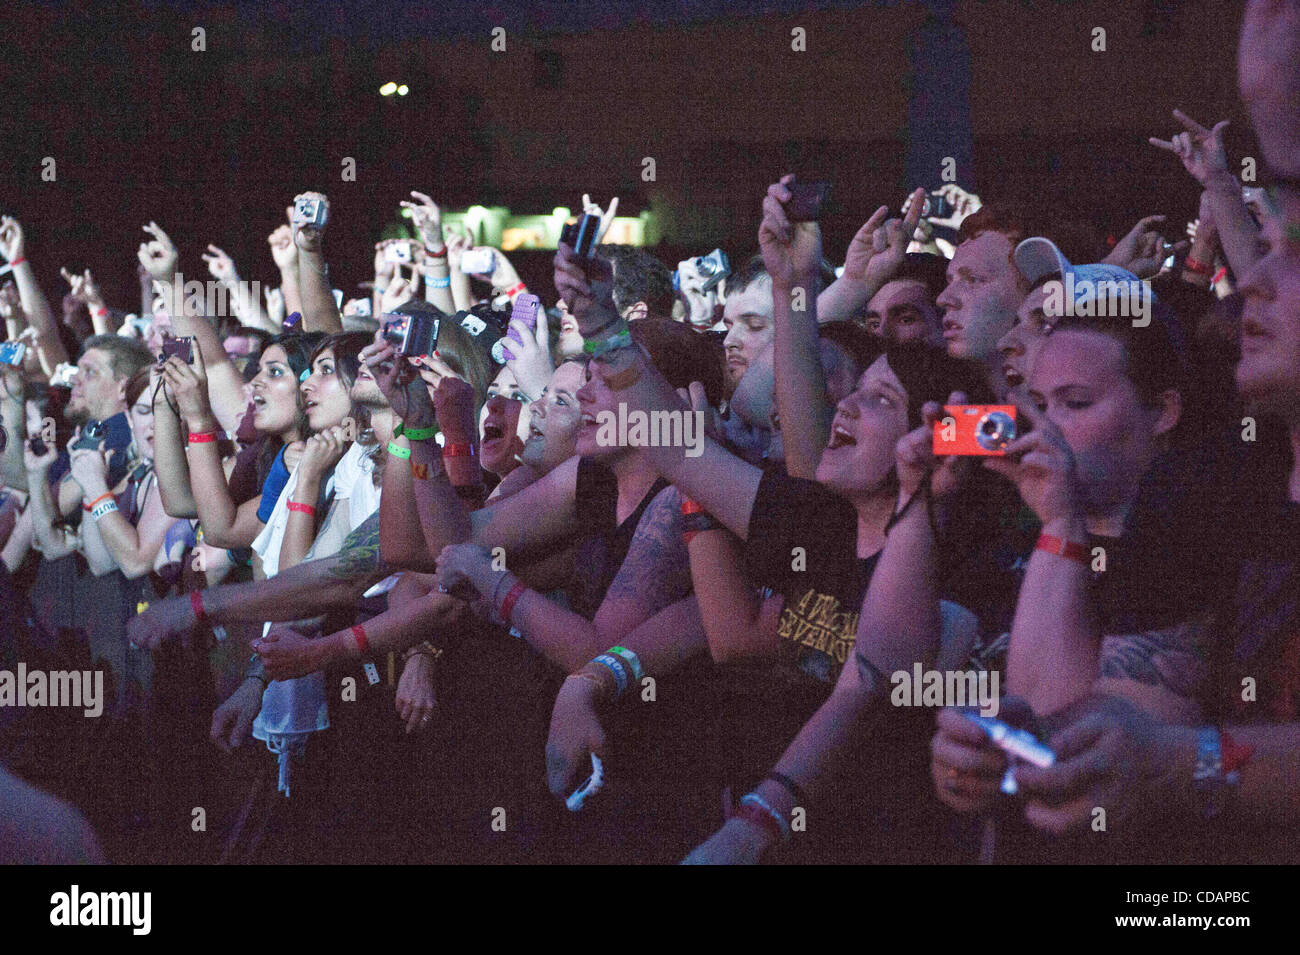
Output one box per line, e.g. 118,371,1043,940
410,191,435,207
1172,108,1210,137
901,187,927,235
1209,119,1229,142
1147,137,1177,153
687,380,709,413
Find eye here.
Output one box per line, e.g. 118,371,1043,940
1064,399,1092,411
555,395,568,407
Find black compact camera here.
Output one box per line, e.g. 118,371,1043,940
72,419,105,451
157,335,194,365
28,434,46,457
560,213,612,283
785,180,831,222
382,311,440,358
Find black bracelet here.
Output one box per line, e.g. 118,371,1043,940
884,472,932,536
762,771,810,809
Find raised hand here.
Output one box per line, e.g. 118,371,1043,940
896,392,977,503
982,389,1082,528
839,188,926,292
296,424,350,484
291,192,330,252
1103,215,1172,279
268,224,298,271
1148,109,1232,189
399,191,444,249
758,174,823,288
582,192,620,242
137,222,179,282
0,216,25,263
201,244,239,284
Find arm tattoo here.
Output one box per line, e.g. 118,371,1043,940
603,486,693,615
325,513,390,582
1098,620,1209,700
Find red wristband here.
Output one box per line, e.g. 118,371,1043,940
681,497,706,516
1222,732,1255,774
1183,255,1213,277
8,257,25,267
1212,267,1228,285
187,430,218,444
504,282,526,299
442,442,476,458
190,590,207,623
83,491,114,512
425,244,447,258
351,624,370,656
1035,533,1089,565
286,501,316,517
499,581,527,622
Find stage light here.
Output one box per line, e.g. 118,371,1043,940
397,85,409,96
379,82,397,96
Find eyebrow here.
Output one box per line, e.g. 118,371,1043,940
866,378,906,402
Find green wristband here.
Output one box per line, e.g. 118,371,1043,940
401,423,439,442
387,441,412,460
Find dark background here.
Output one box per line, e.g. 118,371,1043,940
0,0,1255,310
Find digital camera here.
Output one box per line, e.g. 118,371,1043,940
785,180,831,222
381,311,439,358
157,335,194,365
292,197,328,229
933,404,1017,456
694,249,731,292
384,243,414,266
72,418,106,451
460,248,496,275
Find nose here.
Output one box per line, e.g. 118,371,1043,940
486,394,507,415
1236,256,1273,303
997,327,1022,358
835,393,861,419
723,324,741,351
936,282,960,313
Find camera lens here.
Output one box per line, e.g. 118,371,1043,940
975,411,1016,452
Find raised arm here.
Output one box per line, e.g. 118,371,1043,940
137,222,247,435
160,351,264,548
0,217,69,367
150,371,198,517
760,175,831,479
290,192,343,335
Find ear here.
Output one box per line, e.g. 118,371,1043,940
1150,388,1182,439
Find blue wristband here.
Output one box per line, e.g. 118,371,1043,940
593,654,629,698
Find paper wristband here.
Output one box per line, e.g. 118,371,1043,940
1035,533,1088,565
607,645,644,683
387,441,411,460
286,501,316,516
401,423,438,442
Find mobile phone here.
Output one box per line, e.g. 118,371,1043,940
292,196,328,229
566,753,605,812
385,243,414,266
460,248,496,275
158,336,194,365
501,293,542,359
0,340,26,367
28,435,47,457
962,712,1055,795
785,180,831,222
933,404,1017,456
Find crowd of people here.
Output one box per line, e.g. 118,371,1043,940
1,1,1299,865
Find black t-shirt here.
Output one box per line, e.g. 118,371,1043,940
744,469,876,686
566,458,669,622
